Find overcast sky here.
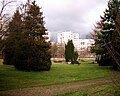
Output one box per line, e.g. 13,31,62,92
17,0,108,41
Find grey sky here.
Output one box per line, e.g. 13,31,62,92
18,0,108,41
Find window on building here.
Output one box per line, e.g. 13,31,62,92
81,42,85,45
80,47,85,50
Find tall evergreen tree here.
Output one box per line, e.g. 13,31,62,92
3,9,23,65
3,0,51,71
74,51,78,64
14,1,51,71
92,0,120,70
65,40,74,64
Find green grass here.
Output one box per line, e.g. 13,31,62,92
0,62,120,91
58,83,120,96
0,59,3,65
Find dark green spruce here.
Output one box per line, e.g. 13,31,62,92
92,0,120,70
3,10,23,65
3,1,51,71
65,40,75,64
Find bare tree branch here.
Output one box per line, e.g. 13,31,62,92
0,0,15,40
0,0,15,17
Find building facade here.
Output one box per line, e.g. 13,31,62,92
78,39,95,57
57,31,80,50
57,31,94,58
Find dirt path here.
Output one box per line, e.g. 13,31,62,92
0,78,120,96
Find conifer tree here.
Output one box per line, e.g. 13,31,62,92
92,0,120,70
74,51,78,64
14,0,51,71
3,0,51,71
65,40,74,64
3,9,23,65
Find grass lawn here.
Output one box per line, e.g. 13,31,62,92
0,59,3,65
0,59,120,91
58,83,120,96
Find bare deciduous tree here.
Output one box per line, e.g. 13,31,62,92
0,0,15,39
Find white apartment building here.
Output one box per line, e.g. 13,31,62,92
78,39,95,57
79,39,94,50
58,31,73,44
57,31,95,57
57,31,80,50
